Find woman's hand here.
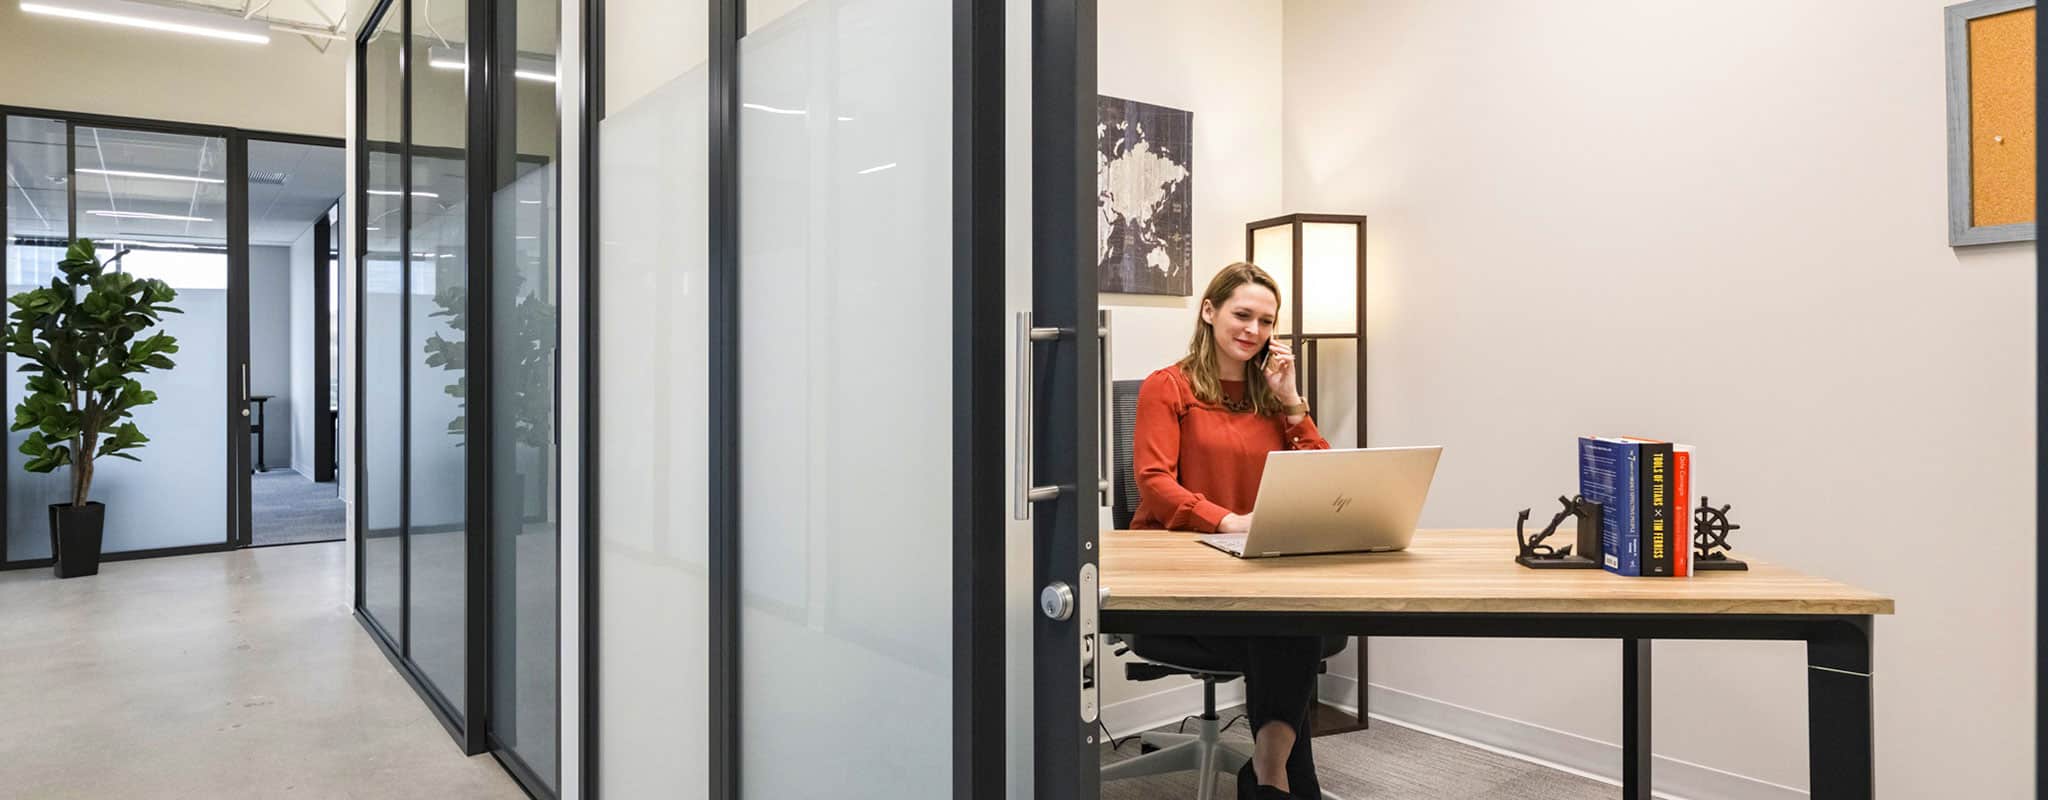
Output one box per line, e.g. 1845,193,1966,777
1261,341,1300,405
1218,513,1253,533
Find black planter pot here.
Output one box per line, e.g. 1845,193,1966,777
49,502,105,579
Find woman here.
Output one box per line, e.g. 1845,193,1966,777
1130,262,1333,799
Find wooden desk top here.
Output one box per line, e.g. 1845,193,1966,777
1100,529,1894,616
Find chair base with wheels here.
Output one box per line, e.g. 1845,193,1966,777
1102,671,1250,800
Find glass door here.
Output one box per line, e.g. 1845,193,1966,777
587,0,1012,794
241,138,347,548
732,0,956,794
487,0,563,787
732,0,1010,796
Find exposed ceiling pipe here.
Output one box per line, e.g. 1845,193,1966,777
272,21,345,40
108,0,351,48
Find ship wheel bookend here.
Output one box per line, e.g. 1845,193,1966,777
1693,496,1748,571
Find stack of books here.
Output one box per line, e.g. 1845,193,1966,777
1578,436,1693,577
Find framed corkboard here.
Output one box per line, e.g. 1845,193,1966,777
1946,0,2037,246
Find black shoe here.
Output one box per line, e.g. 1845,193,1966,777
1237,761,1294,800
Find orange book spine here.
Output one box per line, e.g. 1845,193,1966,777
1674,449,1691,577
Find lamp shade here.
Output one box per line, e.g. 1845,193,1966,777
1245,214,1365,337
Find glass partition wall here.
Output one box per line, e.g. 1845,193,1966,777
0,111,341,569
586,0,1009,796
1,121,231,561
352,0,560,792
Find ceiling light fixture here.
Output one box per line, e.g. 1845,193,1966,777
367,189,440,199
20,0,270,44
86,210,213,222
76,167,224,185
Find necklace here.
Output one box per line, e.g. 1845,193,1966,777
1221,386,1254,413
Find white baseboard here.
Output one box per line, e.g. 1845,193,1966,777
1098,678,1248,740
1317,673,1808,800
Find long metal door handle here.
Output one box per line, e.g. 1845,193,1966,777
1013,312,1067,520
550,345,560,447
1097,310,1112,507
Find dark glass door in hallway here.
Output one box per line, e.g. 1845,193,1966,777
242,139,346,548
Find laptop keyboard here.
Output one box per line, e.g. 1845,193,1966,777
1199,533,1248,555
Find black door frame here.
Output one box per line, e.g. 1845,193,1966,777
1028,0,1101,797
237,131,346,550
0,105,338,571
576,0,1009,795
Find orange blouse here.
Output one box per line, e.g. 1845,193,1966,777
1129,364,1331,532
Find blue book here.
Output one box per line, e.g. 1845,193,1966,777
1579,437,1640,576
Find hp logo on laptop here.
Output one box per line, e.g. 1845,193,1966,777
1331,494,1354,514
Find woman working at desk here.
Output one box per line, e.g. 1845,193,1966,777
1130,262,1335,800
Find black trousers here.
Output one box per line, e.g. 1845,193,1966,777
1191,636,1326,799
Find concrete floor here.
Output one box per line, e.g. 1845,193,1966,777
0,541,523,799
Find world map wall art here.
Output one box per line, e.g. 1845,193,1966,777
1097,95,1193,296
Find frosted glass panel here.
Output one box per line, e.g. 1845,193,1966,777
1,249,220,555
738,0,953,795
596,39,710,797
4,116,69,562
407,0,471,706
92,264,228,552
490,65,561,789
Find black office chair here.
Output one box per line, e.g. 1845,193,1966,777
1103,379,1347,799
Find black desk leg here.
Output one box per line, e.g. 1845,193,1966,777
1622,638,1651,800
1807,618,1874,800
256,401,267,472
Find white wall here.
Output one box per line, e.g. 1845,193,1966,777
1093,0,1285,728
1281,1,2034,797
1100,0,1286,386
0,4,345,136
250,245,297,470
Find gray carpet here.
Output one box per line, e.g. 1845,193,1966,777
251,470,345,546
1100,711,1615,799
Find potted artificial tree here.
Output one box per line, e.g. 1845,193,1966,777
3,239,180,578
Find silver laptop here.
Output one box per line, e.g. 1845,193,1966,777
1199,446,1443,558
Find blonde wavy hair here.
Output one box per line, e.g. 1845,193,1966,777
1177,262,1284,416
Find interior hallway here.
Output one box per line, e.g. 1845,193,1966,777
0,542,520,799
